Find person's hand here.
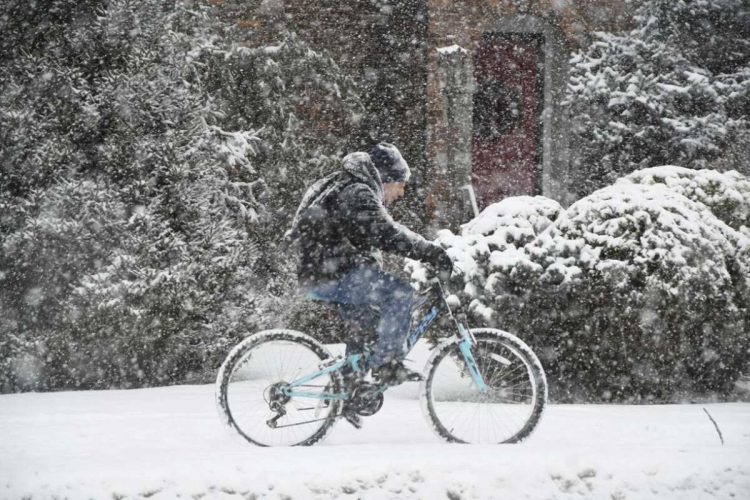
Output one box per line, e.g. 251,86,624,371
431,247,453,279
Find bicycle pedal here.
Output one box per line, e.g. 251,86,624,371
342,411,363,429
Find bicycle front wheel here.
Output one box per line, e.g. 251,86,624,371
421,328,547,444
216,329,343,446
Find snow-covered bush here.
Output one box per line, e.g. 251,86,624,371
0,0,362,391
566,0,750,196
407,196,565,323
409,175,750,401
618,166,750,237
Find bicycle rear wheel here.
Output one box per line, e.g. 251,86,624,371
421,328,547,444
216,329,343,446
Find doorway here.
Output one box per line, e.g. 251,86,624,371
471,32,544,210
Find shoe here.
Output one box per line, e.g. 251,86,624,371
372,360,424,386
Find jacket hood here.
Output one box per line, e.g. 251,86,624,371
341,152,384,201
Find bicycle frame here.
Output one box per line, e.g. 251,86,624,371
282,278,487,400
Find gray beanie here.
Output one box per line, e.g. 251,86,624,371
369,142,411,183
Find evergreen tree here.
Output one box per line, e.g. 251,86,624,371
0,0,362,391
566,0,750,196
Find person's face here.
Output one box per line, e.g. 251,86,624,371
383,182,406,206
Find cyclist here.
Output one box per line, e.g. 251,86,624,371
287,143,453,388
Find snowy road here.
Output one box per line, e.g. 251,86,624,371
1,382,749,500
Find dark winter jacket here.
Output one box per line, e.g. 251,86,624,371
288,152,444,285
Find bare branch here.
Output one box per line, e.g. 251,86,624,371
703,407,725,445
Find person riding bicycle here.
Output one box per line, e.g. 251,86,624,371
287,143,453,387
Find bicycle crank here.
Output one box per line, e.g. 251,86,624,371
348,382,385,416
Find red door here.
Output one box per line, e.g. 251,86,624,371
472,33,544,210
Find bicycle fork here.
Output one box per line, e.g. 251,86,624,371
435,279,488,394
457,322,488,394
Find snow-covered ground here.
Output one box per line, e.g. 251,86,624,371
2,342,749,499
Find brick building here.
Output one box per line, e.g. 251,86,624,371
224,0,634,231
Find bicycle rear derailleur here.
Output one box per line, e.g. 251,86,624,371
265,381,290,428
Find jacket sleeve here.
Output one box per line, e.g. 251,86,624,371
339,183,442,263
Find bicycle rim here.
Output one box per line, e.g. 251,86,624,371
424,334,544,444
219,333,340,446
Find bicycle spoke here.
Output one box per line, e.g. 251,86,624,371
426,336,541,444
220,333,341,446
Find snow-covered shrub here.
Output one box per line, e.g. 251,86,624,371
407,196,565,325
409,180,750,401
0,0,362,391
566,0,750,196
618,166,750,237
527,184,749,400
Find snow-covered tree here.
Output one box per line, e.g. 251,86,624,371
566,0,750,196
202,32,364,300
409,169,750,401
0,0,363,391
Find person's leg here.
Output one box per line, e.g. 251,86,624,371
305,265,416,368
334,266,415,369
304,279,373,356
335,303,379,356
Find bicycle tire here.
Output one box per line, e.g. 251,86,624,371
216,329,343,446
420,328,547,444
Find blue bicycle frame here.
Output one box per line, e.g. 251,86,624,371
282,279,487,400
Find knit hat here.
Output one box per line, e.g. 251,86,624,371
369,143,411,183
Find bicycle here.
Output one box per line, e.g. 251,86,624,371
215,276,547,446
